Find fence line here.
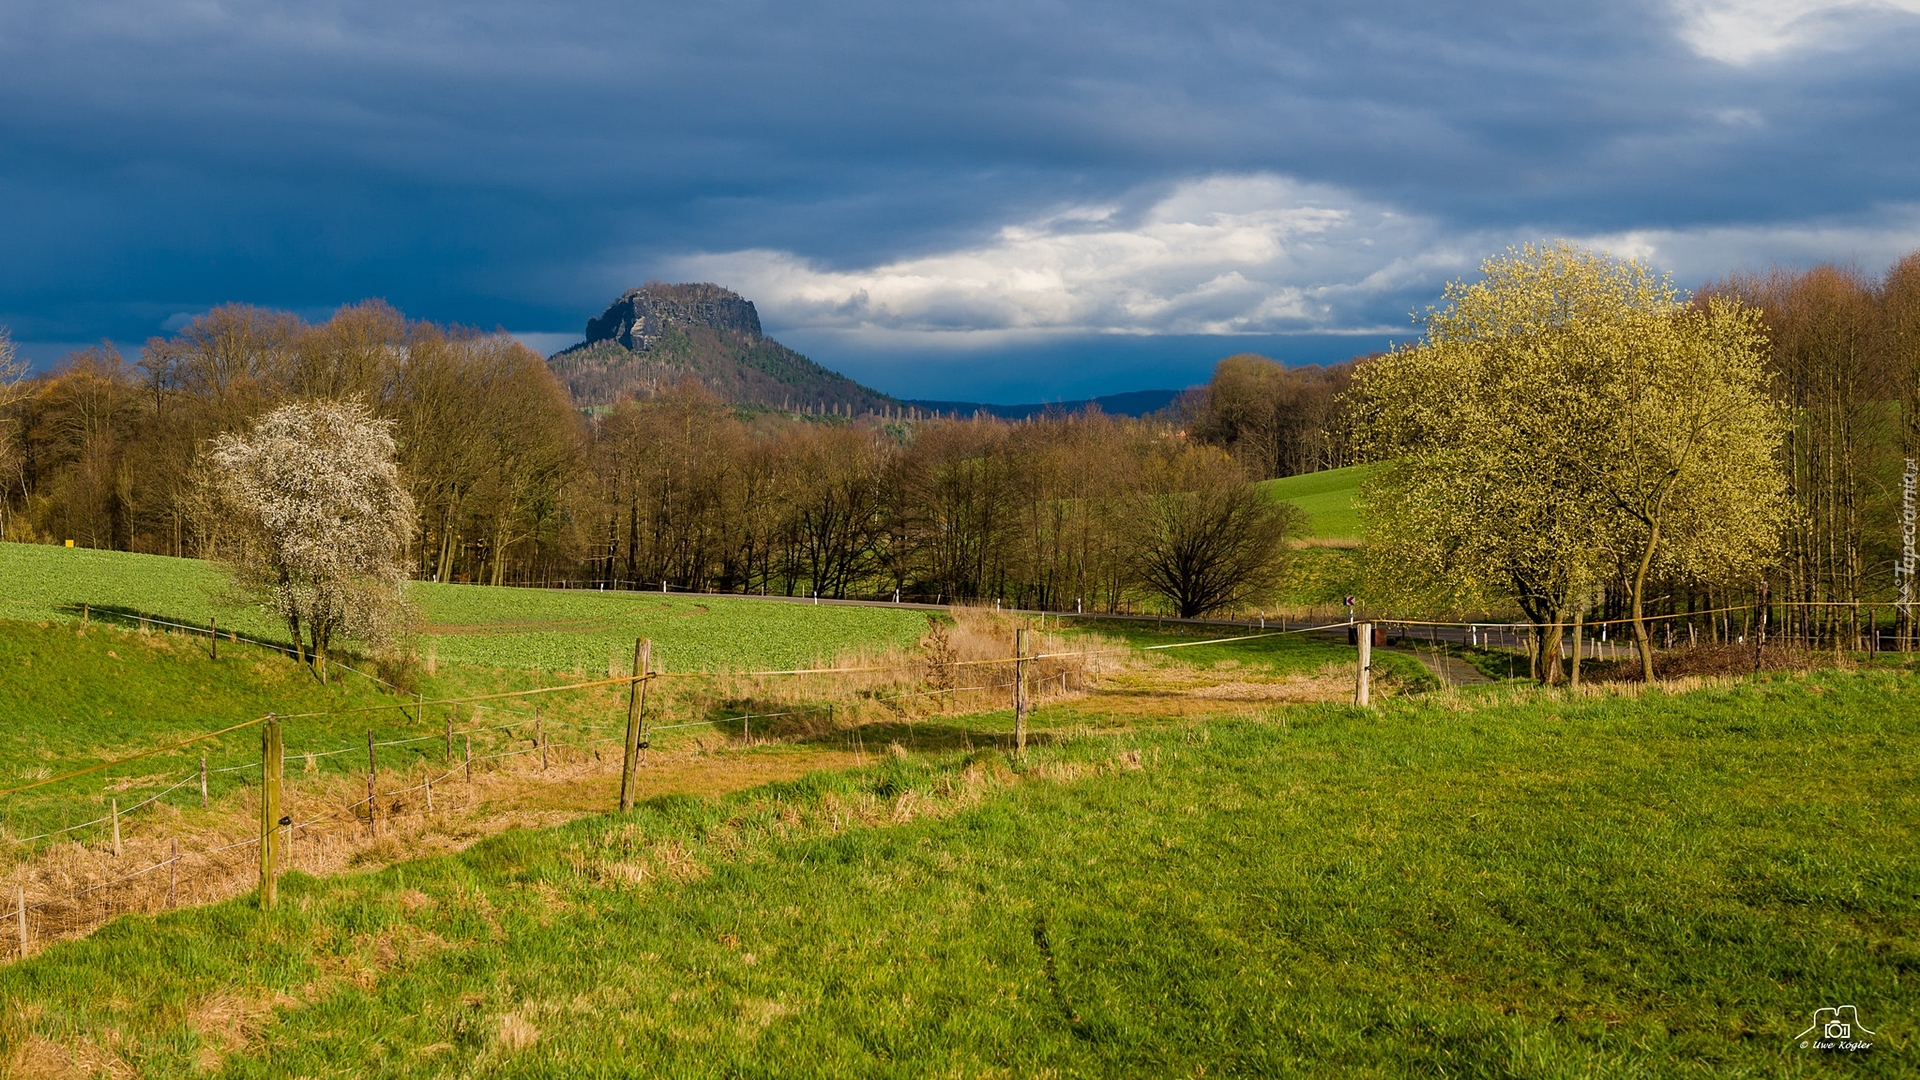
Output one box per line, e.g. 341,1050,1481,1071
8,596,1872,809
0,718,800,944
0,716,272,800
13,593,1904,960
0,661,1054,936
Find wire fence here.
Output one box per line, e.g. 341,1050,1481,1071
8,594,1910,962
0,622,1081,959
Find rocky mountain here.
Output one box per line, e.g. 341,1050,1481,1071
549,283,897,413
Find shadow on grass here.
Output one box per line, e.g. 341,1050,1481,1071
55,603,428,695
60,602,293,655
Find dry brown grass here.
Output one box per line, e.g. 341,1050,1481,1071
495,1012,540,1053
1288,536,1363,550
7,1033,136,1080
1579,643,1842,683
659,605,1135,736
0,738,866,963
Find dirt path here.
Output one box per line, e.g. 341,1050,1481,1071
1388,646,1494,686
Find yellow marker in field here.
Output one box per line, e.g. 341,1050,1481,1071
64,539,73,547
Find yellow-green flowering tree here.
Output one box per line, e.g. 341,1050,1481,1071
1353,242,1789,682
1593,295,1789,680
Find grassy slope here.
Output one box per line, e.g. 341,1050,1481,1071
1258,463,1373,540
0,543,930,673
0,621,413,840
1254,466,1369,609
1058,618,1434,689
5,671,1914,1077
0,544,926,850
0,618,641,845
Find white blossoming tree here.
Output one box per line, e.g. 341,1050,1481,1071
210,400,415,682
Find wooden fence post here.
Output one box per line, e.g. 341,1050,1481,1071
1014,628,1029,758
210,616,218,661
1570,607,1584,689
259,716,282,910
168,838,178,909
365,729,378,838
537,707,548,771
200,753,208,808
111,798,121,858
15,882,25,960
620,639,651,811
1355,623,1372,707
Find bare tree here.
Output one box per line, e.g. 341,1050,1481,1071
209,400,415,682
1124,446,1293,618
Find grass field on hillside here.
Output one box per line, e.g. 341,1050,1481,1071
0,618,634,847
0,612,1392,848
1259,463,1372,540
4,669,1913,1077
1056,617,1433,688
0,543,931,673
0,621,407,837
414,583,928,675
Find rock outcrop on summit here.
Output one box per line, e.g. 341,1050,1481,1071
584,283,762,351
548,282,895,413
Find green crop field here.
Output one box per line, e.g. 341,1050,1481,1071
1259,463,1373,540
0,542,932,674
3,669,1914,1076
411,582,928,676
1055,617,1434,687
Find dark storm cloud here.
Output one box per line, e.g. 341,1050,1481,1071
2,0,1916,395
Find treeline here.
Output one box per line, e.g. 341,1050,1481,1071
1703,255,1920,638
14,246,1908,632
1175,353,1359,478
0,303,1295,616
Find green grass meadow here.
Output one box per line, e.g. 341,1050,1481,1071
4,539,1916,1077
2,670,1914,1076
0,620,420,842
0,542,926,847
0,542,932,674
1259,463,1372,540
1058,617,1435,689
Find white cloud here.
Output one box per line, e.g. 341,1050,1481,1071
659,174,1920,350
669,175,1472,343
1672,0,1920,64
1573,205,1920,286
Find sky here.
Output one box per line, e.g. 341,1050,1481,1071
2,0,1917,401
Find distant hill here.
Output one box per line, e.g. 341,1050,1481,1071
548,283,897,413
902,389,1183,420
